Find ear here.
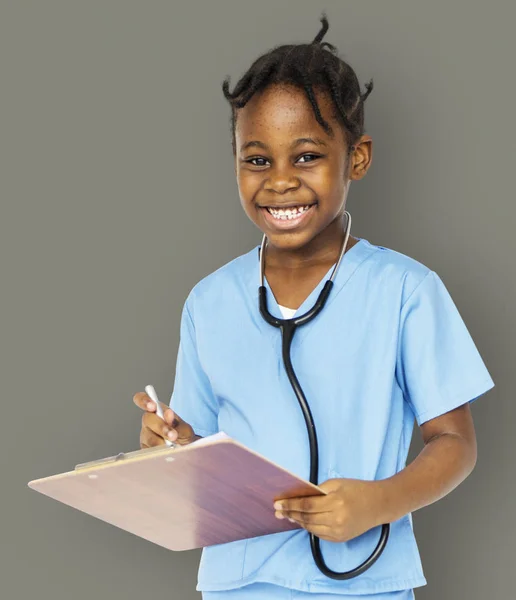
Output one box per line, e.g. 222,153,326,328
348,135,373,181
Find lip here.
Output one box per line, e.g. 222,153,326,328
260,203,317,231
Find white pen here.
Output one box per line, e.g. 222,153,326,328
145,384,176,448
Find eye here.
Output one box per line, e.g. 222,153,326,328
246,157,269,167
245,153,321,167
297,153,320,163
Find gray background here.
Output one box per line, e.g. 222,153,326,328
1,1,513,599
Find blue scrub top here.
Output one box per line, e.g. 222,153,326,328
169,237,495,595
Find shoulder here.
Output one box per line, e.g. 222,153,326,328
362,238,435,305
184,244,258,314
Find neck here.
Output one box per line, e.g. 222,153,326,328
263,214,355,270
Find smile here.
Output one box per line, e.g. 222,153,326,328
260,203,317,230
266,204,313,219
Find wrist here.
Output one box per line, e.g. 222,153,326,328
371,478,398,527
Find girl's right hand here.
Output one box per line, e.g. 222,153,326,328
133,391,198,448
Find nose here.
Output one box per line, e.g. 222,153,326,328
263,166,301,195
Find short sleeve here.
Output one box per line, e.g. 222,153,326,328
169,297,219,437
396,270,495,426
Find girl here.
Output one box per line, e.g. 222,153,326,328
135,13,495,599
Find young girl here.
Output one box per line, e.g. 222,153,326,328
134,13,494,599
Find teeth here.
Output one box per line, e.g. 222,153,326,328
267,205,312,220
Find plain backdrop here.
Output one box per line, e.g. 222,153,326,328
1,2,514,599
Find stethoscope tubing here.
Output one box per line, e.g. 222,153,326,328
258,212,390,580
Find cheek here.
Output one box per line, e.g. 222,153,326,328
318,172,346,204
305,163,344,195
237,173,261,207
238,195,255,220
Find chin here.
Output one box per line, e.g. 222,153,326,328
262,229,315,251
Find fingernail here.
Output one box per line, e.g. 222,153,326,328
167,430,176,440
273,502,282,510
288,518,296,523
275,511,284,519
147,402,154,410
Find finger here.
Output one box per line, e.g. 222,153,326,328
142,412,178,442
292,522,337,541
140,427,166,448
163,407,180,427
162,409,194,444
133,392,156,412
274,495,328,514
276,509,333,527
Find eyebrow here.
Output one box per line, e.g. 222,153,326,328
239,137,328,153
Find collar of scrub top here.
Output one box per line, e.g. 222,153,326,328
258,210,353,320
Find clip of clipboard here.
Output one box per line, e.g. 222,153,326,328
28,432,326,551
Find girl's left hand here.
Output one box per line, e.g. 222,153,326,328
273,478,386,543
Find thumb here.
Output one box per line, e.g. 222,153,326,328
163,407,179,427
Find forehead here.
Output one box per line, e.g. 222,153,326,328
235,84,342,146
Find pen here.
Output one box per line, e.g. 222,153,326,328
145,384,176,448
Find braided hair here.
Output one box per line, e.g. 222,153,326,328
222,12,374,156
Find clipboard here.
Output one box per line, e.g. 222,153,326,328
28,432,326,551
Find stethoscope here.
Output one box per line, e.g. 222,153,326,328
258,210,389,580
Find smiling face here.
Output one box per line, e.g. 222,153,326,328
234,83,372,262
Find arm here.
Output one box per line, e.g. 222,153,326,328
274,402,479,541
375,402,477,525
